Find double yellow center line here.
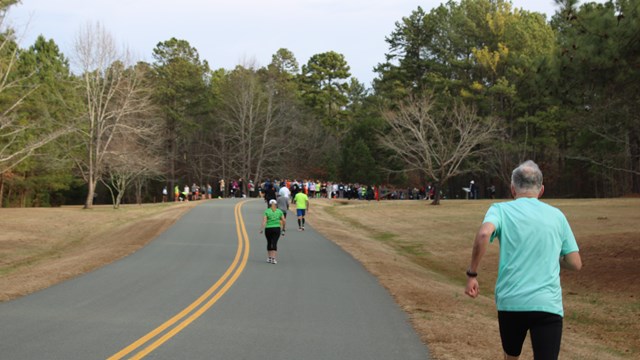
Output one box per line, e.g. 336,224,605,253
108,201,251,359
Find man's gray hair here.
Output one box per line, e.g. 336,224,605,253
511,160,543,193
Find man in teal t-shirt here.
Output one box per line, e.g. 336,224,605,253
465,160,582,360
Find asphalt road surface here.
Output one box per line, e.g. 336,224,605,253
0,199,429,359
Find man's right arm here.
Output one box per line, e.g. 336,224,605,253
465,222,495,298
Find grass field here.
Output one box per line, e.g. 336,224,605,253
0,202,197,301
0,198,638,359
310,198,640,360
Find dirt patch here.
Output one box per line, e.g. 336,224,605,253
0,202,198,301
563,232,640,295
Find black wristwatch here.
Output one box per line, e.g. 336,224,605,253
466,269,478,278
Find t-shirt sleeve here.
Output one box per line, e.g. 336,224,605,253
560,216,579,256
482,204,501,243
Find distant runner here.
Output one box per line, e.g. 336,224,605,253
293,190,309,231
260,199,285,264
264,180,277,208
278,182,291,199
276,194,289,236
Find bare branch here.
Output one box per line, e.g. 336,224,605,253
72,22,157,208
379,93,500,203
567,155,640,176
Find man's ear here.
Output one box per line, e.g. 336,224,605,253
537,185,545,199
510,184,516,198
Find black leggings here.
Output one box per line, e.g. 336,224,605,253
265,227,281,251
498,311,563,359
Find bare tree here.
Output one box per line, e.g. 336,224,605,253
380,94,500,204
102,146,164,208
100,100,163,208
215,64,299,188
72,22,154,209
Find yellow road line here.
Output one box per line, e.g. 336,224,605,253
108,201,251,360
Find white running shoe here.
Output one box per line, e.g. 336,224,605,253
272,258,277,264
267,257,272,263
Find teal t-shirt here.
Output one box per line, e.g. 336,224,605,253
483,198,579,317
264,208,284,228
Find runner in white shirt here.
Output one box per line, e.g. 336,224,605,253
278,182,291,199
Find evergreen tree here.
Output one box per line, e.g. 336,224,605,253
151,38,211,197
299,51,352,135
552,0,640,194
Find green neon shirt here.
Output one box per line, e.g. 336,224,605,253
264,208,284,228
294,192,308,210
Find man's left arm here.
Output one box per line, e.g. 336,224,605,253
560,218,582,271
560,251,582,271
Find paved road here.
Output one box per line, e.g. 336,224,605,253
0,199,429,359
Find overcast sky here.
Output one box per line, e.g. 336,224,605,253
8,0,565,86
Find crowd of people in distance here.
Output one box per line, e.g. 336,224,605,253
257,179,379,202
162,177,498,203
163,179,252,202
166,183,215,202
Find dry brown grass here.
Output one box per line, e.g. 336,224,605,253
308,198,640,360
0,201,198,301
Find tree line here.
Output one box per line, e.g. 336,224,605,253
0,0,638,208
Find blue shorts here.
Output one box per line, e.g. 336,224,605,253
297,209,306,217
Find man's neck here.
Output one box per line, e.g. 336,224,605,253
514,193,538,199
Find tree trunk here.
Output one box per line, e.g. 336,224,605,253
6,183,13,207
20,189,26,208
630,131,640,193
115,191,124,209
84,178,96,209
430,182,441,205
102,180,116,209
169,133,176,201
114,176,130,209
135,179,143,205
0,173,4,208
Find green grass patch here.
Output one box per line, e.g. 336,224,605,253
373,232,396,242
566,309,601,326
397,243,425,256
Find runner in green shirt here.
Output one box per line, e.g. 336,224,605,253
260,199,285,264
